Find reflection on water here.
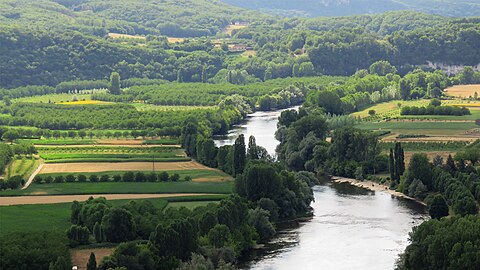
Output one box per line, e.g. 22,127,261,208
213,107,299,155
242,183,428,270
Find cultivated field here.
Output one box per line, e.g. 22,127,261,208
167,37,186,43
38,160,214,174
445,84,480,98
57,100,113,105
37,146,187,163
14,93,94,103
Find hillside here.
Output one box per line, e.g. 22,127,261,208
222,0,480,17
0,0,264,36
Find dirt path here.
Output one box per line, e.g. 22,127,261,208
22,163,44,190
331,176,426,206
0,193,218,206
71,248,114,269
39,161,216,174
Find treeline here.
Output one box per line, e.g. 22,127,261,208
0,102,246,136
401,105,470,116
398,215,480,270
92,77,341,110
0,143,13,174
35,171,188,184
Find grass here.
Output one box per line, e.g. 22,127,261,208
57,100,113,105
108,33,146,40
352,99,477,120
167,200,219,209
19,139,97,145
143,138,180,145
355,121,478,135
0,195,225,236
132,103,216,112
13,93,98,104
1,181,234,196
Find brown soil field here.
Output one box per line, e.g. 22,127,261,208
404,151,455,167
445,84,480,98
39,161,215,174
0,193,216,206
71,248,114,269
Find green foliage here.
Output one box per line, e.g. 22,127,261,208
428,194,449,219
400,215,480,270
0,231,71,270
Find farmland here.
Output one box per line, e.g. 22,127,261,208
445,84,480,98
37,146,187,163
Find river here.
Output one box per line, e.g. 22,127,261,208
213,106,299,155
214,107,428,270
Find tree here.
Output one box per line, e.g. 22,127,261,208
369,60,397,76
368,109,376,116
49,256,70,270
248,207,275,242
87,253,97,270
428,194,449,219
389,148,395,180
247,135,258,160
429,98,441,107
232,134,246,176
101,207,136,243
108,72,121,95
207,224,230,248
445,154,457,174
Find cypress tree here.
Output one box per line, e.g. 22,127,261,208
445,154,457,175
108,72,121,95
389,148,395,180
233,134,246,176
87,252,97,270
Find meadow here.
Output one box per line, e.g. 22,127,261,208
0,195,224,236
1,181,234,196
355,121,478,136
5,156,39,179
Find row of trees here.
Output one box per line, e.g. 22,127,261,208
35,171,187,184
400,105,470,116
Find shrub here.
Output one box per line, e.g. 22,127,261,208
135,172,146,182
78,174,87,182
184,176,192,182
159,171,169,182
113,175,122,182
54,175,65,183
89,175,99,183
65,174,75,183
100,175,110,182
170,173,180,182
123,172,135,182
35,175,43,183
147,173,157,182
45,175,53,183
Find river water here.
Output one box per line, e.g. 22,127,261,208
214,107,428,270
213,106,299,156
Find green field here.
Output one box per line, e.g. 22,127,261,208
37,146,187,163
19,139,97,145
355,121,478,135
352,99,478,120
1,181,234,196
13,93,96,104
0,195,225,236
6,156,39,179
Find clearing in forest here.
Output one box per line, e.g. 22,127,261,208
108,33,146,40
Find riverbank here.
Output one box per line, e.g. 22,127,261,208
331,176,427,206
